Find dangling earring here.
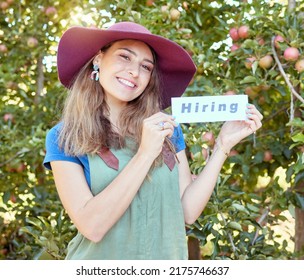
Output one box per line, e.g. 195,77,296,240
90,64,99,81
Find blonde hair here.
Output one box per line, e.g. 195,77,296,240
58,43,175,165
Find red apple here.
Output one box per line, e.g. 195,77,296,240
258,95,266,104
182,2,188,10
258,55,273,69
230,44,240,52
201,147,208,160
16,162,26,173
3,113,14,122
245,86,259,99
0,2,9,10
170,8,180,21
0,249,8,256
10,193,17,203
0,44,8,53
223,90,236,95
244,56,256,69
238,25,249,39
274,35,284,49
45,6,57,16
272,208,282,216
201,131,215,146
146,0,154,6
27,37,38,48
260,84,271,91
229,150,239,157
6,81,17,90
295,59,304,73
263,150,273,162
161,5,168,13
229,27,239,41
257,37,265,45
284,47,299,61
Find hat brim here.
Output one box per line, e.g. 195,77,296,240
57,25,196,109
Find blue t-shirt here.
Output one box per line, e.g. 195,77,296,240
43,123,186,188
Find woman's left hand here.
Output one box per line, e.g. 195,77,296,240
217,103,263,151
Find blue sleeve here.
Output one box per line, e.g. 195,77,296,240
170,124,186,152
43,123,82,170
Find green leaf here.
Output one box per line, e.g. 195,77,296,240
295,193,304,209
26,217,44,230
195,12,202,27
246,204,260,213
291,133,304,143
252,60,259,75
288,28,298,41
232,203,249,214
241,39,258,49
227,221,242,231
240,76,257,84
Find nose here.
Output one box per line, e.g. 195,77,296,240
127,63,139,77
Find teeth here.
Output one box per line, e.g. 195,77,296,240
118,78,135,88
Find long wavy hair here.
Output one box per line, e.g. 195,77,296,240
58,41,175,166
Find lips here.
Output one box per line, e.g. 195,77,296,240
117,77,137,88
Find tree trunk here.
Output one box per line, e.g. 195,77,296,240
287,1,302,258
294,180,304,259
288,0,296,13
295,208,304,259
188,236,201,259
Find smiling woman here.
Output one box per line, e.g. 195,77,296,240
43,21,262,260
95,40,154,106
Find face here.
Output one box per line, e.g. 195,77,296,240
95,40,154,108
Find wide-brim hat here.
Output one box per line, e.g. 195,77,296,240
57,21,196,109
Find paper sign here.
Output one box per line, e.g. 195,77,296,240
171,95,248,123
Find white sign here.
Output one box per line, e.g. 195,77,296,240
171,95,248,123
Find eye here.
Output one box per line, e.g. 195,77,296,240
142,64,153,72
119,54,130,61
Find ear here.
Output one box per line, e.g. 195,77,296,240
93,51,103,65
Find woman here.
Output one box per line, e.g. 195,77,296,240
43,22,263,260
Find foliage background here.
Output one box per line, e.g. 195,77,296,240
0,0,303,260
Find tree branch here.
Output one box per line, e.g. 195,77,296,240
271,36,304,133
35,56,44,105
251,207,270,246
271,36,304,105
288,0,296,13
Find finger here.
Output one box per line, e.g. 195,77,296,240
245,116,262,133
247,104,263,120
162,121,174,131
162,122,175,137
160,128,174,138
148,112,177,127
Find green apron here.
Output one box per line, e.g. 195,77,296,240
65,141,188,260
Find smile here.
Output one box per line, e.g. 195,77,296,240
117,78,136,88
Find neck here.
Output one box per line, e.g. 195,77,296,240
108,103,125,132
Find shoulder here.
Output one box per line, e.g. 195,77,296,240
44,122,85,170
45,122,62,144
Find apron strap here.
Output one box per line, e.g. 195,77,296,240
97,145,176,171
97,147,119,170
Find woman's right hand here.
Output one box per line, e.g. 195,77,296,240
138,112,177,160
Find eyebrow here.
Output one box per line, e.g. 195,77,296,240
118,47,155,65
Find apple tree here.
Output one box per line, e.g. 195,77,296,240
1,0,303,260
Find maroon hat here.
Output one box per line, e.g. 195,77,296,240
57,21,196,109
